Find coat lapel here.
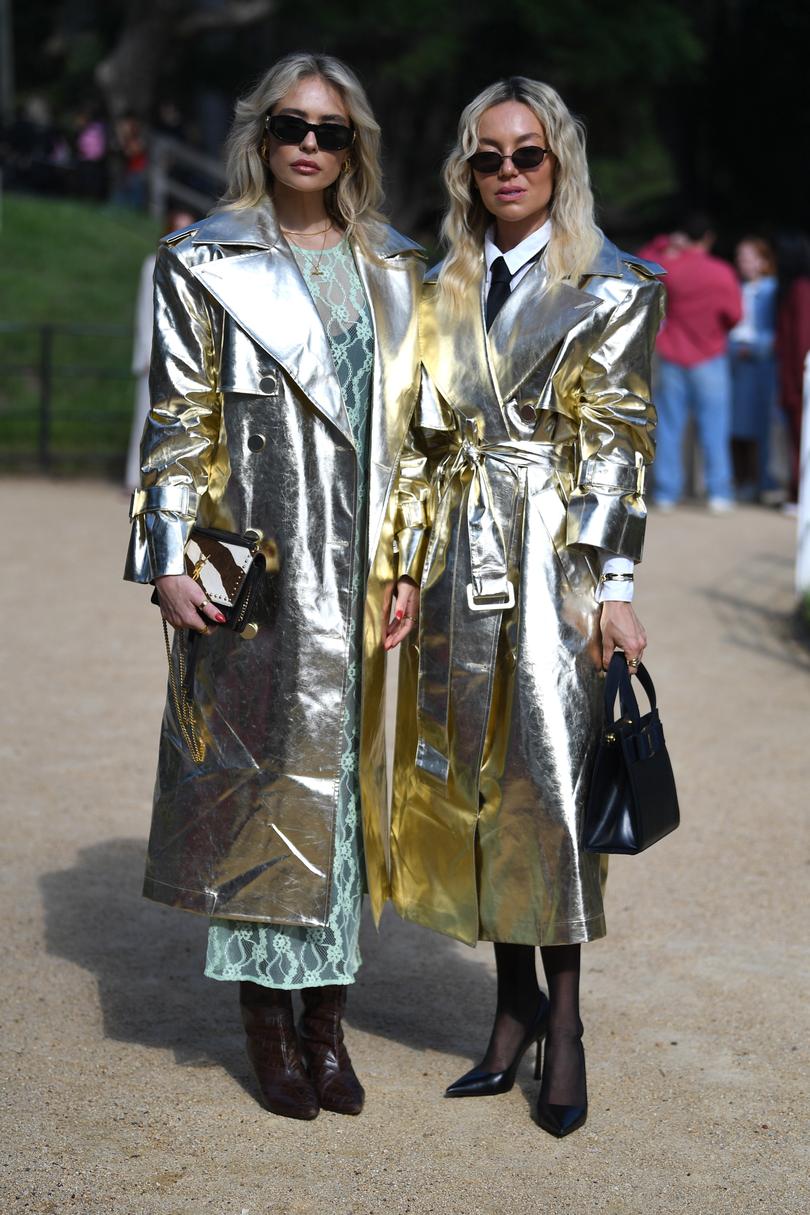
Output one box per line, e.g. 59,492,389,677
420,260,502,416
486,256,601,403
423,235,631,414
353,229,425,567
190,203,352,445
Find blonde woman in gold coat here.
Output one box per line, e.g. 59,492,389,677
125,54,422,1121
387,78,664,1137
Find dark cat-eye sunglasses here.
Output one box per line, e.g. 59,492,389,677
265,114,355,152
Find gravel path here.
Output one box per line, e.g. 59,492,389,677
1,477,808,1215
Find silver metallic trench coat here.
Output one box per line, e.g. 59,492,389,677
124,201,424,926
390,236,664,947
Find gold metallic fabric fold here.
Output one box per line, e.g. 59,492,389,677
391,236,663,946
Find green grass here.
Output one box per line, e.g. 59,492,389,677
0,193,160,473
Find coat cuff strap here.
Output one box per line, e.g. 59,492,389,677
129,484,198,519
576,456,644,495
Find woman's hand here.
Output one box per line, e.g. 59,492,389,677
383,576,419,651
599,600,647,673
154,574,227,634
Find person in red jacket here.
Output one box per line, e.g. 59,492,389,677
640,214,742,512
775,232,810,510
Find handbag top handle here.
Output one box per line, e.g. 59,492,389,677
603,652,657,728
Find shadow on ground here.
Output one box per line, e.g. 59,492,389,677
40,838,497,1094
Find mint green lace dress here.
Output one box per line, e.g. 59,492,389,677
204,239,373,989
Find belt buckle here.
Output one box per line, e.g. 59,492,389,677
466,582,516,613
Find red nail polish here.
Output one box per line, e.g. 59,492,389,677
215,612,226,624
395,609,404,620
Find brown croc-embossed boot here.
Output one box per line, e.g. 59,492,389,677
299,985,365,1115
239,982,319,1120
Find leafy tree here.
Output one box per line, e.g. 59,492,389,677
10,0,809,238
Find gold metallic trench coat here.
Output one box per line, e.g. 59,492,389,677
124,201,424,926
390,237,664,947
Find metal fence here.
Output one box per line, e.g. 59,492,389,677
0,321,134,474
148,133,226,220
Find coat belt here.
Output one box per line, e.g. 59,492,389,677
416,428,573,786
436,425,572,613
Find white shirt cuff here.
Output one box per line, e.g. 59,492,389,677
596,553,635,602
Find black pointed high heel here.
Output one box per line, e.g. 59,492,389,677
534,1031,588,1138
445,994,550,1098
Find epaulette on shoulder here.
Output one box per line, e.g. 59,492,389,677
621,252,665,279
161,222,201,247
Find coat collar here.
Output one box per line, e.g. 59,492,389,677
422,232,630,287
191,200,423,260
189,201,422,447
422,234,627,410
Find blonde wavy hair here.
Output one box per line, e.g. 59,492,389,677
219,52,385,255
438,77,602,308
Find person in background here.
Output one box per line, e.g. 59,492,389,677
775,231,810,514
640,214,742,513
112,114,149,209
74,106,108,201
729,237,778,501
124,208,196,493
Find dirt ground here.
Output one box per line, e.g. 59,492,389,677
1,477,808,1215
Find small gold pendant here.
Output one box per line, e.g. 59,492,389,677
310,267,324,277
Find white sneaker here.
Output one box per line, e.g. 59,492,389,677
708,498,735,515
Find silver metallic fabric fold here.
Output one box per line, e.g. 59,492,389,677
124,201,424,926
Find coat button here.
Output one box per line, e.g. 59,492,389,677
519,404,537,423
247,433,265,452
241,622,260,640
258,375,277,394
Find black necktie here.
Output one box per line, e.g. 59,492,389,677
486,255,512,330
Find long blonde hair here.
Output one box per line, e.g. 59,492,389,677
219,52,386,256
438,77,602,308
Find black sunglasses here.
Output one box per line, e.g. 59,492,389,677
265,114,355,152
468,146,551,174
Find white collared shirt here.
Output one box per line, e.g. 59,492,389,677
484,220,552,294
484,221,635,602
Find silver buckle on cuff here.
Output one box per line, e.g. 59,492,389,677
466,582,516,613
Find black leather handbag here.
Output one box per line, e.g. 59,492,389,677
581,653,680,854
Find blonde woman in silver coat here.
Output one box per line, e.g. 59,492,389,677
125,53,422,1121
388,78,664,1137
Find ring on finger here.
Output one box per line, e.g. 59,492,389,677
403,613,417,623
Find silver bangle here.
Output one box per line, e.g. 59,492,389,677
600,572,635,583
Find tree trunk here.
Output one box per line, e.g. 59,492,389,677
94,0,275,120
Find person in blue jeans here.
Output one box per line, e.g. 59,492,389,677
729,237,778,500
640,216,742,512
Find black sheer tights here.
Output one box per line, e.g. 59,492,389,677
479,943,541,1072
538,943,586,1107
479,942,585,1105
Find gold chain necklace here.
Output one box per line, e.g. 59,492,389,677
281,221,334,277
279,222,333,236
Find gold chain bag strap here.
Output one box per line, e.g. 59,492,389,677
152,527,266,763
161,616,205,761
